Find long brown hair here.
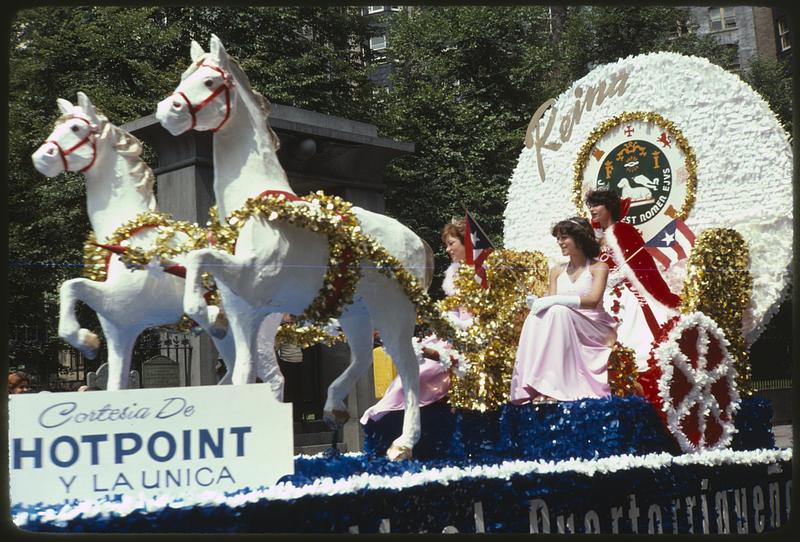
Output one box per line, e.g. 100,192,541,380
551,216,600,258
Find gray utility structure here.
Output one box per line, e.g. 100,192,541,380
123,104,414,453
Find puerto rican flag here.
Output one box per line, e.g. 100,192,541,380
464,210,494,288
645,218,696,270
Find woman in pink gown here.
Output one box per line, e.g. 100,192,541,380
360,219,474,424
510,217,617,404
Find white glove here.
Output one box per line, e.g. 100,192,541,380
529,295,581,315
525,294,538,310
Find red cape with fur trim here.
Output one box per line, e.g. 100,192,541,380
604,221,682,311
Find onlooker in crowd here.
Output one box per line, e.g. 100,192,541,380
8,372,32,395
78,384,101,392
276,314,305,422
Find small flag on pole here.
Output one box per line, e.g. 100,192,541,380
464,210,495,288
645,218,696,270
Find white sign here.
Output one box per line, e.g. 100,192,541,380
8,384,293,505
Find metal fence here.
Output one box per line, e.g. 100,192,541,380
752,378,793,391
9,325,193,391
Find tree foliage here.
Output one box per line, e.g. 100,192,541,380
742,56,793,136
376,6,734,287
378,7,556,251
8,6,375,366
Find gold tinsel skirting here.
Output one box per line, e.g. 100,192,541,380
607,342,639,397
680,228,753,396
442,250,550,411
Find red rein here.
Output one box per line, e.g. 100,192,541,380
47,116,97,173
174,64,233,133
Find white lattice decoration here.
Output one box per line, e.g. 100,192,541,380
651,311,741,453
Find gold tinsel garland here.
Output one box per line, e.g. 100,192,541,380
607,342,639,397
274,323,347,349
82,212,211,333
82,211,208,282
680,228,753,396
571,111,698,220
208,191,460,348
441,250,550,411
208,192,364,326
82,231,111,282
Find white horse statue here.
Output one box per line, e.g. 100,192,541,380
31,92,284,394
156,35,434,460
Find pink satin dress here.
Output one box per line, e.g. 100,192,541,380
359,334,454,424
510,262,617,403
360,264,471,424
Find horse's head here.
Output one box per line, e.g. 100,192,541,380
32,92,103,177
156,34,237,136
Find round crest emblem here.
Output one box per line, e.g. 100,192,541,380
573,112,697,243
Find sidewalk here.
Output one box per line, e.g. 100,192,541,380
773,424,792,449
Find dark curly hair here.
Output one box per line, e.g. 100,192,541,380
551,216,601,259
585,188,622,222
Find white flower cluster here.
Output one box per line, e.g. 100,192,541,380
504,51,792,346
653,311,741,453
15,447,790,527
412,335,470,378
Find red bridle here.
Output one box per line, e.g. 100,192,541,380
173,63,233,133
47,116,97,173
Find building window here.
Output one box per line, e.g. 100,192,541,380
778,17,791,52
390,6,402,11
370,35,387,51
709,7,736,32
367,6,384,15
723,43,740,70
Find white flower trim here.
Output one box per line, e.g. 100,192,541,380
652,311,741,453
413,335,470,378
504,51,793,347
441,261,460,297
14,448,790,526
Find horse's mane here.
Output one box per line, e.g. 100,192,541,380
186,53,281,151
56,111,157,211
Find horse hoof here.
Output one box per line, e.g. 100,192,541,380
79,330,100,360
386,444,413,462
208,306,228,339
209,325,228,340
323,409,350,430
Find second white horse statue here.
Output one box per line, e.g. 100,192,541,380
156,35,433,459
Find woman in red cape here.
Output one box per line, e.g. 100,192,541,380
585,189,681,371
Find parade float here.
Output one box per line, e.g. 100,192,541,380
10,40,791,533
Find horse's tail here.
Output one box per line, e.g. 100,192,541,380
422,239,435,291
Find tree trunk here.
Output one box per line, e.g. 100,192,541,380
549,5,567,46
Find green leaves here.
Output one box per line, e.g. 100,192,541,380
742,56,793,136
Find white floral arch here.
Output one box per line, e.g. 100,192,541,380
504,51,792,345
